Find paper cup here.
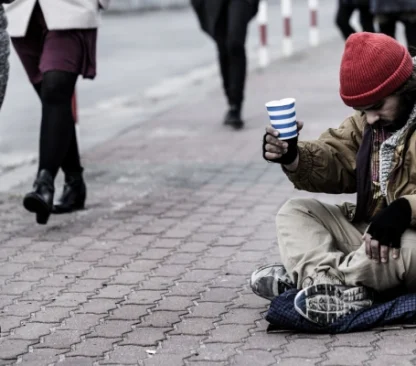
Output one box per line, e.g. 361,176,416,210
265,98,297,140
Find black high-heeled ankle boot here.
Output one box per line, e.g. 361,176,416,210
223,104,244,129
53,172,86,214
23,169,54,225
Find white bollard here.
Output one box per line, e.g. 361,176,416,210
281,0,293,57
308,0,319,47
257,0,270,68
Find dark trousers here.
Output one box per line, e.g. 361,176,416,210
377,14,416,55
214,0,253,108
336,0,375,40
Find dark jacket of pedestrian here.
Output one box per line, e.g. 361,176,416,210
370,0,416,54
342,0,370,6
370,0,416,14
191,0,259,38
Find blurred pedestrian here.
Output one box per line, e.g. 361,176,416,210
336,0,375,40
0,1,14,110
191,0,259,129
4,0,110,225
371,0,416,55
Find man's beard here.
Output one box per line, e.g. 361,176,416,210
383,96,416,132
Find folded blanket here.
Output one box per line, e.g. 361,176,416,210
265,289,416,334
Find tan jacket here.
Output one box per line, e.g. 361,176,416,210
4,0,110,37
284,112,416,225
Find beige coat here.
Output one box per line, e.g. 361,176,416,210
4,0,110,37
284,112,416,226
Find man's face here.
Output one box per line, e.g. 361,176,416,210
354,95,412,130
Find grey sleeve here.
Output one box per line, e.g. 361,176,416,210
0,6,10,110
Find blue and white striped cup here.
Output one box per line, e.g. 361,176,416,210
265,98,297,140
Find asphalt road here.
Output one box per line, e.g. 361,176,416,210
0,1,341,170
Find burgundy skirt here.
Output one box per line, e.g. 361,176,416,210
11,3,97,84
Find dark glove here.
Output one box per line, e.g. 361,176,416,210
262,133,298,165
367,198,412,248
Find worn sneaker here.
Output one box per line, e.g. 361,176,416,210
294,283,374,326
250,264,295,300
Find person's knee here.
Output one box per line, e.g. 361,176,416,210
278,198,315,215
226,38,245,58
276,198,316,228
41,71,76,104
400,230,416,252
335,12,348,28
215,35,226,49
216,42,227,60
335,15,342,28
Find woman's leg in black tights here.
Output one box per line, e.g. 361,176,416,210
34,79,83,176
38,70,78,178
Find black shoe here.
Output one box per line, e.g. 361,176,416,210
23,169,54,225
223,105,244,129
53,172,86,214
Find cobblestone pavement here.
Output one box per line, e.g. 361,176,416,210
1,39,415,366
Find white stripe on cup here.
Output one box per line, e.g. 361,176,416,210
267,107,296,116
265,98,296,108
272,125,297,134
270,115,296,124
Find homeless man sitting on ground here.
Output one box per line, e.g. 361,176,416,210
250,32,416,326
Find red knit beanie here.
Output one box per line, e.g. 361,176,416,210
339,32,413,107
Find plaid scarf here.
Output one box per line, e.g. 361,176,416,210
379,104,416,196
367,128,392,218
367,103,416,219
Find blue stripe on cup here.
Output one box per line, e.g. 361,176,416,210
278,130,298,139
266,102,295,112
271,121,296,129
269,111,296,120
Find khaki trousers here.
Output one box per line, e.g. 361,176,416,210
276,198,416,292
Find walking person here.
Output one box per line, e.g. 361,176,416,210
191,0,259,129
371,0,416,54
0,1,14,111
4,0,109,225
336,0,375,40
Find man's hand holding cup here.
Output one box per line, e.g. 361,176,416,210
263,98,302,168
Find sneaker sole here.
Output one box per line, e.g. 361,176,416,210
294,284,348,325
294,284,372,326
